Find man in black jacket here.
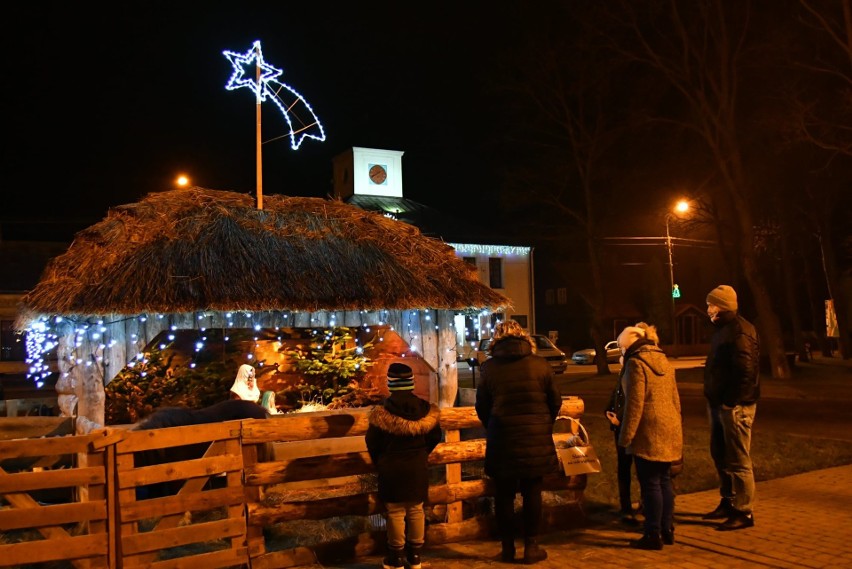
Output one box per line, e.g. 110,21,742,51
703,285,760,531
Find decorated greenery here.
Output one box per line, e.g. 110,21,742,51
104,346,239,424
283,327,375,406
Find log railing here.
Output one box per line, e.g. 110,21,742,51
0,397,587,569
241,397,586,568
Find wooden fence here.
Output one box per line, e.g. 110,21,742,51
0,427,113,568
0,398,586,568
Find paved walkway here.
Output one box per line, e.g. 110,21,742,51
320,464,852,569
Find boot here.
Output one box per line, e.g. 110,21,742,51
382,546,405,569
702,497,734,520
500,538,516,563
716,511,754,531
661,526,675,545
406,543,423,569
523,538,547,564
629,532,663,550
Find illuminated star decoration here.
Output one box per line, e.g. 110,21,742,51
223,40,326,150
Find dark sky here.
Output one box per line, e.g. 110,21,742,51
2,2,514,239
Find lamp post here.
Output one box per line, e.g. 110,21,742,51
665,200,690,346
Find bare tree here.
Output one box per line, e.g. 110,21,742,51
602,0,792,377
495,8,625,375
783,0,852,358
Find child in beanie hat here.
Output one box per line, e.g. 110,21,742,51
387,362,415,392
366,362,441,569
706,285,738,312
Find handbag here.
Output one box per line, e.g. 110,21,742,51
554,416,602,476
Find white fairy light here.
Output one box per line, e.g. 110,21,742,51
223,40,326,150
447,243,531,257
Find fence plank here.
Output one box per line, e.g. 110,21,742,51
119,486,245,522
0,417,74,441
117,422,239,453
271,436,367,460
0,535,107,567
252,546,318,569
246,451,373,485
0,501,105,530
148,546,249,569
248,492,381,525
118,454,243,489
0,466,104,493
0,432,99,457
241,411,370,443
120,518,246,556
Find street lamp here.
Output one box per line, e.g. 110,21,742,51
665,200,690,345
175,175,190,187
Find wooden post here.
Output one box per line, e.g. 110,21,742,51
436,310,458,408
56,331,78,417
256,49,263,211
443,429,463,524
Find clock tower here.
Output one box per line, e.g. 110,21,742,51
333,147,405,199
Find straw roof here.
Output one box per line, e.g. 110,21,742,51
21,188,509,317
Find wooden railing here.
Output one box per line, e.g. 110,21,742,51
0,398,586,568
0,429,112,568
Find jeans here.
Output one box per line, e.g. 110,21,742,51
494,476,544,540
385,501,425,550
708,403,757,514
634,457,674,535
614,429,635,513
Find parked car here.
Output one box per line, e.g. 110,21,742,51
472,334,569,374
571,340,621,365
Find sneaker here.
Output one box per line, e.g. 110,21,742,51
702,498,734,520
406,544,423,569
716,512,755,531
661,527,675,545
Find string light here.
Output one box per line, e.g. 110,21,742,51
223,40,326,150
447,243,531,256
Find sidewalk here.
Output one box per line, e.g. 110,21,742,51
319,464,852,569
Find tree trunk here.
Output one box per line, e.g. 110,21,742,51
817,231,852,359
781,227,809,363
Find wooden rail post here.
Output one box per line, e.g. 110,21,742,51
443,428,463,524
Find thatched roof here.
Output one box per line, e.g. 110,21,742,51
21,188,509,317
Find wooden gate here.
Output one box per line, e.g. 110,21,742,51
112,422,248,568
0,429,112,568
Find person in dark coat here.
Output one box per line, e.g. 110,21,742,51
605,364,639,525
475,320,562,565
703,285,760,531
366,363,442,569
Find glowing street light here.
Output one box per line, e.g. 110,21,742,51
666,200,690,344
176,175,190,187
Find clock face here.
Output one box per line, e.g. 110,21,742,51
369,164,388,185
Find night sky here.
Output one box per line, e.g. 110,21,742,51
3,2,515,238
